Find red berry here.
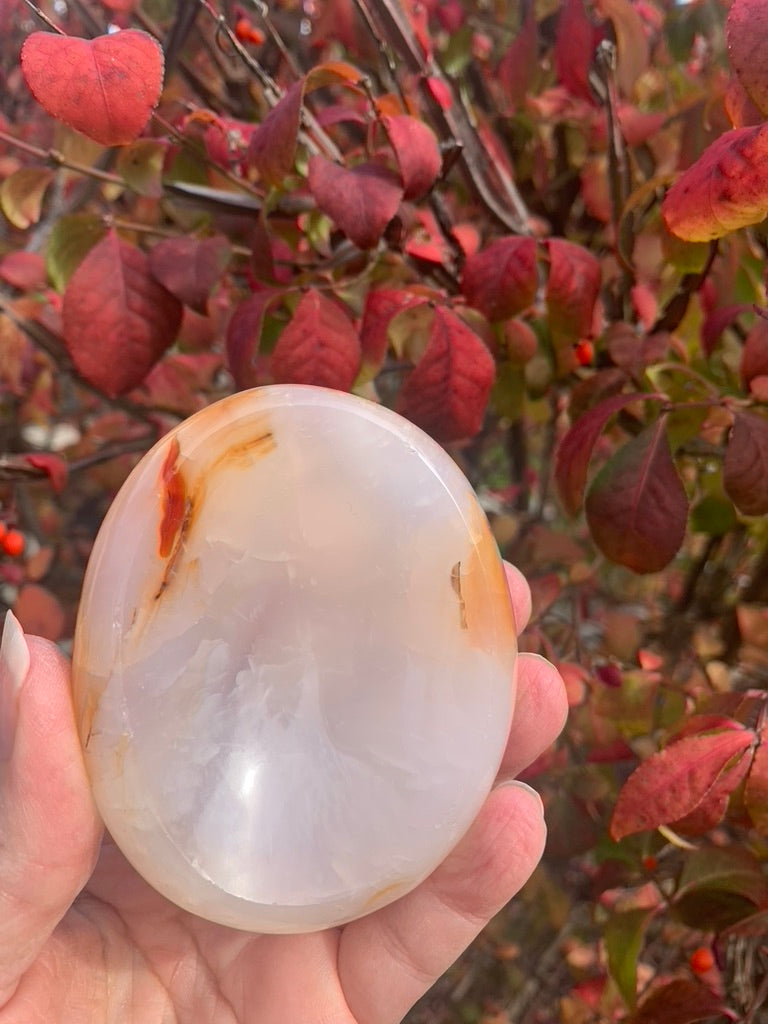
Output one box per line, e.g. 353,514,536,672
641,855,658,872
689,947,715,975
234,18,265,45
574,339,594,366
2,529,25,558
0,522,6,543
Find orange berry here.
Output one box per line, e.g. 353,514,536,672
0,522,6,543
2,529,25,558
689,946,715,975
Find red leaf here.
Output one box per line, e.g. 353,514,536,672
585,417,688,573
723,411,768,516
546,238,601,344
671,751,752,835
662,126,768,241
461,237,538,322
148,236,231,314
0,251,46,290
740,317,768,386
225,290,279,390
726,0,768,117
21,30,164,147
382,115,442,200
13,583,65,641
628,980,730,1024
498,9,538,111
554,0,599,102
270,289,360,391
248,81,304,186
396,306,495,442
745,725,768,835
62,231,182,396
359,288,424,370
555,392,659,516
23,453,68,493
610,728,754,840
308,157,403,249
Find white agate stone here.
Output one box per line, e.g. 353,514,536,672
72,385,517,933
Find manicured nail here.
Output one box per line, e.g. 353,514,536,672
0,611,30,760
493,779,544,817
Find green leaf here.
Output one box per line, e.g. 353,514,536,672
116,139,167,198
46,214,107,292
605,908,653,1009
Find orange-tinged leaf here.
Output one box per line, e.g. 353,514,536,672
671,751,751,836
304,61,366,90
382,115,441,200
744,727,768,834
596,0,649,97
21,30,164,147
396,306,495,442
270,289,360,391
0,167,54,229
727,0,768,117
308,157,402,249
610,728,754,840
585,417,688,573
62,231,182,396
723,410,768,515
461,237,538,322
662,126,768,241
555,392,659,516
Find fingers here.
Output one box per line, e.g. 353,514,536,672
338,782,546,1024
503,562,532,633
498,652,568,780
0,614,102,1008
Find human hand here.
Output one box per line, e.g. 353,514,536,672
0,563,566,1024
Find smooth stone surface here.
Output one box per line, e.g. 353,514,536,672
72,385,517,933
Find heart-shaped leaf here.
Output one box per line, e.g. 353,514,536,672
21,29,164,146
270,289,360,391
62,230,182,395
308,156,403,249
396,306,495,442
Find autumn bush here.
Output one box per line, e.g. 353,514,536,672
2,0,768,1020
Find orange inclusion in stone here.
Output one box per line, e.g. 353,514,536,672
158,438,187,559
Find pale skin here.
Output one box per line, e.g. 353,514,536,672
0,564,567,1024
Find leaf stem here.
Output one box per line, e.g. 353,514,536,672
21,0,66,34
0,130,122,186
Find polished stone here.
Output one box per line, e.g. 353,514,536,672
72,385,517,933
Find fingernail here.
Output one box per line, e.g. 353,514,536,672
0,611,30,760
493,779,544,817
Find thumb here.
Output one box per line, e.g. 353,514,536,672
0,612,102,1007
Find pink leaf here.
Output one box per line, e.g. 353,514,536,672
585,416,688,573
610,728,755,840
382,115,442,200
723,410,768,515
270,289,360,391
555,392,660,516
726,0,768,117
554,0,600,102
396,306,495,442
308,156,403,249
62,231,182,396
461,237,538,322
23,453,68,493
148,236,231,314
21,30,163,147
